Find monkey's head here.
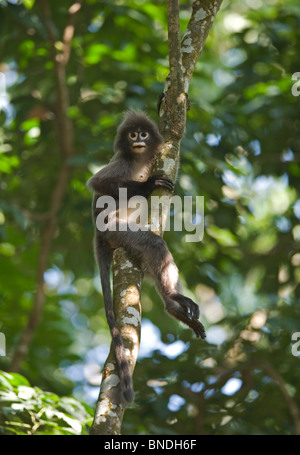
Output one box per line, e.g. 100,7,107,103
114,110,163,157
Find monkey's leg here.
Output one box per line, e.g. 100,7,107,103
108,229,206,339
154,254,206,340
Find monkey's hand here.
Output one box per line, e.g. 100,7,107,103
147,174,174,193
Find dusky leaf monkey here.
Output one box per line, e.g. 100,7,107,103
87,110,206,403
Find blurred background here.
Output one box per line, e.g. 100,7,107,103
0,0,300,435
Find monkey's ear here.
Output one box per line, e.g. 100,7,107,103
86,175,96,192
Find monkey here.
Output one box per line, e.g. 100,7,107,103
87,110,206,403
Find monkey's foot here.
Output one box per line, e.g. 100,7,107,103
173,294,200,319
167,295,206,340
150,174,174,192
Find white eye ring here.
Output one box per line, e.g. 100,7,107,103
140,132,148,139
129,132,138,140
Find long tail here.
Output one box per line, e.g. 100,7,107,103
95,239,134,403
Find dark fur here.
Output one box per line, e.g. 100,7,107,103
87,111,206,403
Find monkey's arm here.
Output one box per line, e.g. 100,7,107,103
87,174,174,199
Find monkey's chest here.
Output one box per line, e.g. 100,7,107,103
131,171,147,182
131,162,151,182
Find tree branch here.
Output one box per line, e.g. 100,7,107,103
206,360,300,435
258,361,300,435
158,0,186,144
9,0,81,372
167,0,184,97
181,0,223,91
154,0,224,229
90,249,143,435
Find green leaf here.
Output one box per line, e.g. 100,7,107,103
206,225,239,247
22,0,35,10
85,43,110,64
0,372,30,388
0,242,16,256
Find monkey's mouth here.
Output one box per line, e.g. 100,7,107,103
133,142,146,150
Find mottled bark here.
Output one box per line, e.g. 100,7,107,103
90,249,143,435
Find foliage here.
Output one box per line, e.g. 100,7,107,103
0,371,93,435
0,0,299,435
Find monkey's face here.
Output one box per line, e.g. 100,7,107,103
128,130,149,153
114,111,164,156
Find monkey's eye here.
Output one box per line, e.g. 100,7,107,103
140,132,149,139
129,132,138,140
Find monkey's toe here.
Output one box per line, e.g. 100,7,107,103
193,320,206,339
